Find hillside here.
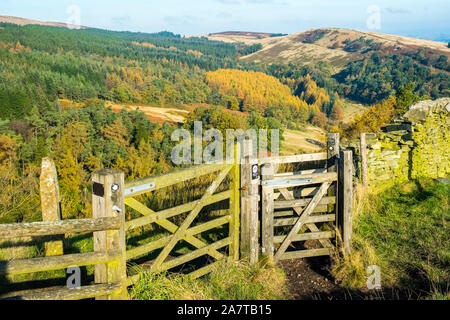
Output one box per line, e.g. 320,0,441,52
208,28,450,72
0,15,88,29
207,31,284,42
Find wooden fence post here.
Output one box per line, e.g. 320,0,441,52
360,133,369,186
338,150,353,256
327,133,340,218
40,158,63,257
92,169,127,300
327,133,340,173
229,143,241,262
240,139,259,265
261,163,274,263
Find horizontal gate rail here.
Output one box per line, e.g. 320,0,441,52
274,168,327,177
274,186,320,199
274,214,336,227
274,231,336,244
274,196,336,209
0,217,121,239
267,172,337,189
3,283,123,301
0,250,121,276
274,205,329,216
279,248,333,261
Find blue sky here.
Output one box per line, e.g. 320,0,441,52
1,0,449,41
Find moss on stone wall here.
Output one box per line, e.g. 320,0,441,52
344,98,450,192
365,124,412,191
408,104,450,179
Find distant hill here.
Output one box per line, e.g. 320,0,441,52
207,28,450,72
207,31,285,41
0,15,88,29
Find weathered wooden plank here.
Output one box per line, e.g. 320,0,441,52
187,215,231,238
274,186,320,199
327,133,339,230
125,190,232,231
229,143,241,262
274,168,327,178
158,237,232,272
327,133,340,173
0,217,121,239
40,158,63,257
189,260,223,280
274,182,331,260
274,205,329,217
268,172,337,189
0,251,121,276
4,283,122,300
261,164,275,261
279,248,333,260
92,169,128,300
339,150,353,255
272,172,337,182
273,231,336,244
240,139,259,265
126,215,231,260
150,166,232,272
259,153,327,165
126,236,169,261
274,214,336,227
274,196,336,209
126,274,141,287
125,163,227,197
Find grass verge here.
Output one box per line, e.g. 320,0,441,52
331,178,449,299
129,259,291,300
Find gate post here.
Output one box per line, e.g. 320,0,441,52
338,150,353,256
327,133,340,173
261,163,274,263
327,133,340,224
229,143,241,262
92,169,128,300
40,158,64,257
240,140,259,265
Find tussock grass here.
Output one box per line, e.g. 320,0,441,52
130,259,291,300
331,179,450,299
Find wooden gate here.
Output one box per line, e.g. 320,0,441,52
260,134,353,262
123,145,240,285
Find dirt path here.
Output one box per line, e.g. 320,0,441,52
279,257,342,300
279,257,410,300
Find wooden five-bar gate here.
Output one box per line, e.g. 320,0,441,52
0,134,353,300
258,133,353,262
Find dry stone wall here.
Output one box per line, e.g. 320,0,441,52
345,98,450,191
